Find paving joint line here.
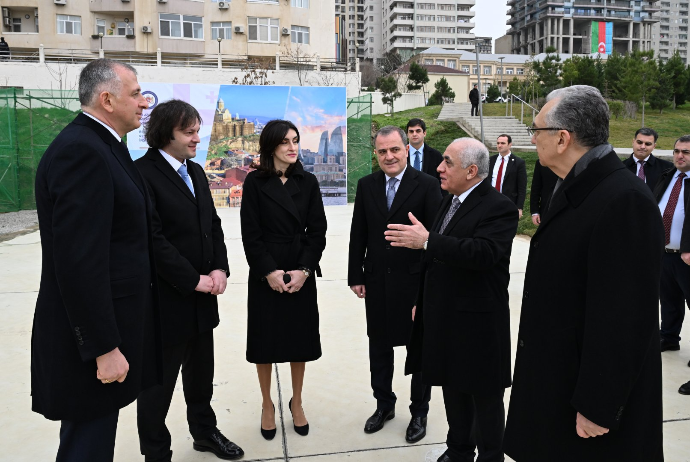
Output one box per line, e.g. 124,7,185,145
663,417,690,423
274,363,289,462
289,441,446,459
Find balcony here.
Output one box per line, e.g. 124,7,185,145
90,35,135,53
89,0,135,13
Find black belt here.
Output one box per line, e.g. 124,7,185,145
665,248,681,254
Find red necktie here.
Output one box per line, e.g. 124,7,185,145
662,172,686,245
638,160,646,182
495,157,505,192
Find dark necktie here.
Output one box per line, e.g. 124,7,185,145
386,177,398,211
495,157,505,193
178,164,195,197
662,172,686,245
413,151,421,170
638,160,646,182
439,197,461,234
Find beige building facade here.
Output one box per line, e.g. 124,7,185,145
0,0,335,60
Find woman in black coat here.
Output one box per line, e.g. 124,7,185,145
240,120,327,440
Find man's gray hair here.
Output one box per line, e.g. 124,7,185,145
79,59,137,107
373,125,408,146
452,138,490,180
544,85,609,149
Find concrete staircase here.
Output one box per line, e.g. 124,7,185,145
438,103,533,151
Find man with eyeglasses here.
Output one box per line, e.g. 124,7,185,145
653,137,690,366
623,128,673,192
505,85,664,461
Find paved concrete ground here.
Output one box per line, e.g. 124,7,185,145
1,205,689,461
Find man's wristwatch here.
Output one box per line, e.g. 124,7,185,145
299,267,312,278
423,239,429,250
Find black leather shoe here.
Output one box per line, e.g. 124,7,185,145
364,408,395,434
680,380,690,395
437,451,453,462
661,339,680,352
288,398,309,436
687,359,690,367
260,404,276,440
193,431,244,460
405,416,427,443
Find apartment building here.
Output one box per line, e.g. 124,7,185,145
506,0,660,55
335,0,367,62
652,1,689,63
0,0,334,60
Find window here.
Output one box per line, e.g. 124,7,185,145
436,59,444,66
12,17,21,33
517,68,524,75
57,15,81,35
484,66,491,74
96,19,106,36
447,60,456,69
248,0,278,3
159,14,203,39
425,59,433,65
117,22,134,36
248,17,279,42
506,68,514,74
462,65,470,73
212,21,233,40
291,25,309,44
291,0,309,7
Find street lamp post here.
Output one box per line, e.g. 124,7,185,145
475,40,484,145
98,32,104,58
498,56,505,115
217,36,222,69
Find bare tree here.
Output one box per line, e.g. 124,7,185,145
231,58,275,86
280,44,316,86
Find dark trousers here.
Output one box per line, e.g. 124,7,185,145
137,330,217,462
471,103,479,116
441,386,505,462
368,338,431,417
660,252,690,343
57,410,119,462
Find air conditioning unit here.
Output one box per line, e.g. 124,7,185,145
2,8,9,18
281,27,290,36
54,0,66,5
121,0,130,2
157,0,167,3
142,25,152,33
218,1,229,9
234,25,244,34
34,8,38,17
3,17,10,26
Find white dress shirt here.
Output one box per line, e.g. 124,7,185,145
384,165,407,195
491,153,511,192
634,154,651,180
82,111,121,142
456,179,482,204
658,169,686,250
159,149,195,196
409,144,425,170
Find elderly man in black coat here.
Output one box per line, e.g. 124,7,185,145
32,59,161,461
134,100,243,461
386,138,518,462
348,125,442,443
504,85,665,462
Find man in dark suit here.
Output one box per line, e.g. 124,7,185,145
488,134,527,218
504,85,664,462
387,138,518,462
623,127,673,192
530,159,558,226
469,84,480,116
348,126,442,443
32,58,161,461
654,136,690,358
135,100,244,461
406,118,444,193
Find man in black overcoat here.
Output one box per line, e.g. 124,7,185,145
504,85,665,462
469,84,480,116
487,134,527,218
529,159,558,226
622,127,673,192
387,138,518,462
348,125,442,443
135,100,244,461
32,59,161,461
406,118,445,194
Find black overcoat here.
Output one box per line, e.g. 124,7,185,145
135,148,229,347
623,153,674,192
32,114,161,421
529,159,558,215
405,181,517,393
504,151,664,462
240,162,326,364
348,167,442,347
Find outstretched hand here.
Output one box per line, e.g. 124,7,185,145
384,212,429,249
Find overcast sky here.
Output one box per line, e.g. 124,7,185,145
473,0,511,43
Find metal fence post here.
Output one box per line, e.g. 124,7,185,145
156,48,162,67
39,44,45,64
276,52,280,71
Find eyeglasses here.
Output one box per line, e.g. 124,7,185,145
526,126,571,136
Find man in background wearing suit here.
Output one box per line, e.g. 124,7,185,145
386,138,517,462
530,160,558,226
488,134,527,218
32,59,161,461
623,127,673,192
135,100,244,461
349,126,442,443
406,118,444,193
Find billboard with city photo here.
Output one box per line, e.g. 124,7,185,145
127,83,348,207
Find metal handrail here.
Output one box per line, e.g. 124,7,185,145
508,93,538,112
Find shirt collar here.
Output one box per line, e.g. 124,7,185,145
82,111,121,142
385,165,407,183
456,179,482,203
635,154,651,163
159,149,186,173
410,144,424,155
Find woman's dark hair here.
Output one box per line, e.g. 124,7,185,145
254,119,300,177
145,99,202,149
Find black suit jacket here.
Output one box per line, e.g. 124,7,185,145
32,113,161,421
530,160,558,215
405,181,517,393
653,167,690,252
488,153,527,210
622,153,674,192
348,167,442,347
135,148,229,348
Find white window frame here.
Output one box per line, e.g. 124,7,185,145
57,15,82,35
291,0,309,7
96,19,106,36
248,17,279,43
291,25,309,44
211,21,233,40
159,14,203,40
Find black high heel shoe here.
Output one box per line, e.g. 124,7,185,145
289,398,309,436
261,403,276,440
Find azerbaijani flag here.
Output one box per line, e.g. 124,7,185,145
591,21,613,54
